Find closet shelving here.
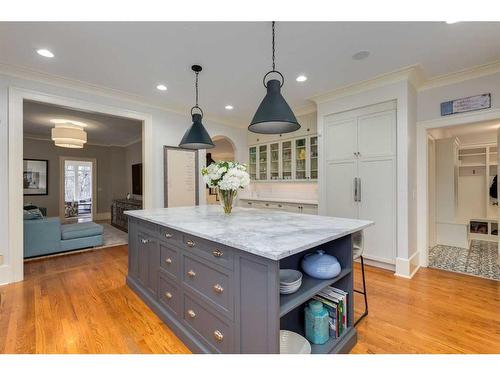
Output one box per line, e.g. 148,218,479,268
458,144,498,242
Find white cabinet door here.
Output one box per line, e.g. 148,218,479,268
358,158,396,264
324,117,357,161
325,160,358,219
357,110,396,158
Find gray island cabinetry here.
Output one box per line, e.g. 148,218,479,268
125,206,372,354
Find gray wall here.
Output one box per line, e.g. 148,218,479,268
23,138,129,216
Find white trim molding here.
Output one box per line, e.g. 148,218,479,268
420,60,500,91
394,251,421,279
5,87,153,285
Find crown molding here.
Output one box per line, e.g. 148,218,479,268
310,65,423,104
0,63,246,129
23,133,141,148
294,102,317,116
419,59,500,91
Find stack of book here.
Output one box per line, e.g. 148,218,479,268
312,286,348,339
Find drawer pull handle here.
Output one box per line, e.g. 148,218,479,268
165,292,172,299
164,233,173,239
213,284,224,294
187,309,196,318
187,270,196,278
212,249,224,258
214,330,224,342
165,258,172,264
186,239,195,247
141,238,149,244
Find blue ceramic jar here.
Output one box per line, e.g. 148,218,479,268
304,300,329,345
301,250,341,279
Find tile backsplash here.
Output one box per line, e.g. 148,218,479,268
242,182,318,201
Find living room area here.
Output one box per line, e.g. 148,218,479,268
22,99,143,259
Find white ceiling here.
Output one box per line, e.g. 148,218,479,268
2,22,500,125
23,100,142,146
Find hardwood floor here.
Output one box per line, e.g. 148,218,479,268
0,245,498,354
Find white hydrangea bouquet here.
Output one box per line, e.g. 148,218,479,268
202,161,250,214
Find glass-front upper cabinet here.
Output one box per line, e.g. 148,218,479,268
282,140,292,180
270,143,280,180
295,138,307,180
259,145,268,180
248,146,257,180
310,136,318,179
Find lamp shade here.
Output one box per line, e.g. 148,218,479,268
248,79,300,134
51,125,87,148
179,113,215,149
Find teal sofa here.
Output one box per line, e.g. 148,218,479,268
24,217,104,258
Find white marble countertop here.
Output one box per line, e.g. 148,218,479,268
125,206,373,261
238,196,319,205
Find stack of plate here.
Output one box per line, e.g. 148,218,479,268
280,269,303,295
280,330,311,354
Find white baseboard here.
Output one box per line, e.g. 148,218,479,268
355,257,395,272
395,251,421,279
94,212,111,221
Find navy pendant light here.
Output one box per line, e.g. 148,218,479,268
179,65,215,149
249,21,300,134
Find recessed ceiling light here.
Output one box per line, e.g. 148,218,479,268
296,75,307,82
156,84,167,91
446,20,460,24
225,105,234,110
36,49,54,58
352,51,370,61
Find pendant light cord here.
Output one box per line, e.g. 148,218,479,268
272,21,276,71
195,71,199,108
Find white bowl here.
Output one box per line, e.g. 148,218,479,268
280,330,311,354
280,269,303,286
280,279,302,294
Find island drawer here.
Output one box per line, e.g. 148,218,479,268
159,242,179,279
137,219,159,236
182,254,233,316
158,270,181,316
159,226,182,244
181,234,234,270
183,292,233,353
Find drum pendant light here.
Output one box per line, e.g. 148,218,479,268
179,65,214,149
249,21,300,134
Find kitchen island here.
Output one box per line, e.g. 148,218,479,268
125,206,373,354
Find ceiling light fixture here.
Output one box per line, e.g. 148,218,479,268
445,20,460,24
352,51,370,60
225,105,234,110
156,84,167,91
248,21,300,134
178,65,214,149
51,121,87,149
296,75,307,82
36,49,54,58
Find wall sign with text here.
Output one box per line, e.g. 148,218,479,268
440,93,491,116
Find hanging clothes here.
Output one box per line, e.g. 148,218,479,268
489,175,497,199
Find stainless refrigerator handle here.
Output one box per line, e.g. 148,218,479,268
354,177,358,202
358,177,362,202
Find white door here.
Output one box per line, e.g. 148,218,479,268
358,157,397,264
357,110,396,158
325,160,358,219
324,117,357,161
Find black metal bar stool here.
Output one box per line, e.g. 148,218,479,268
352,231,368,326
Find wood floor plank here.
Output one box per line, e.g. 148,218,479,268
0,245,498,354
